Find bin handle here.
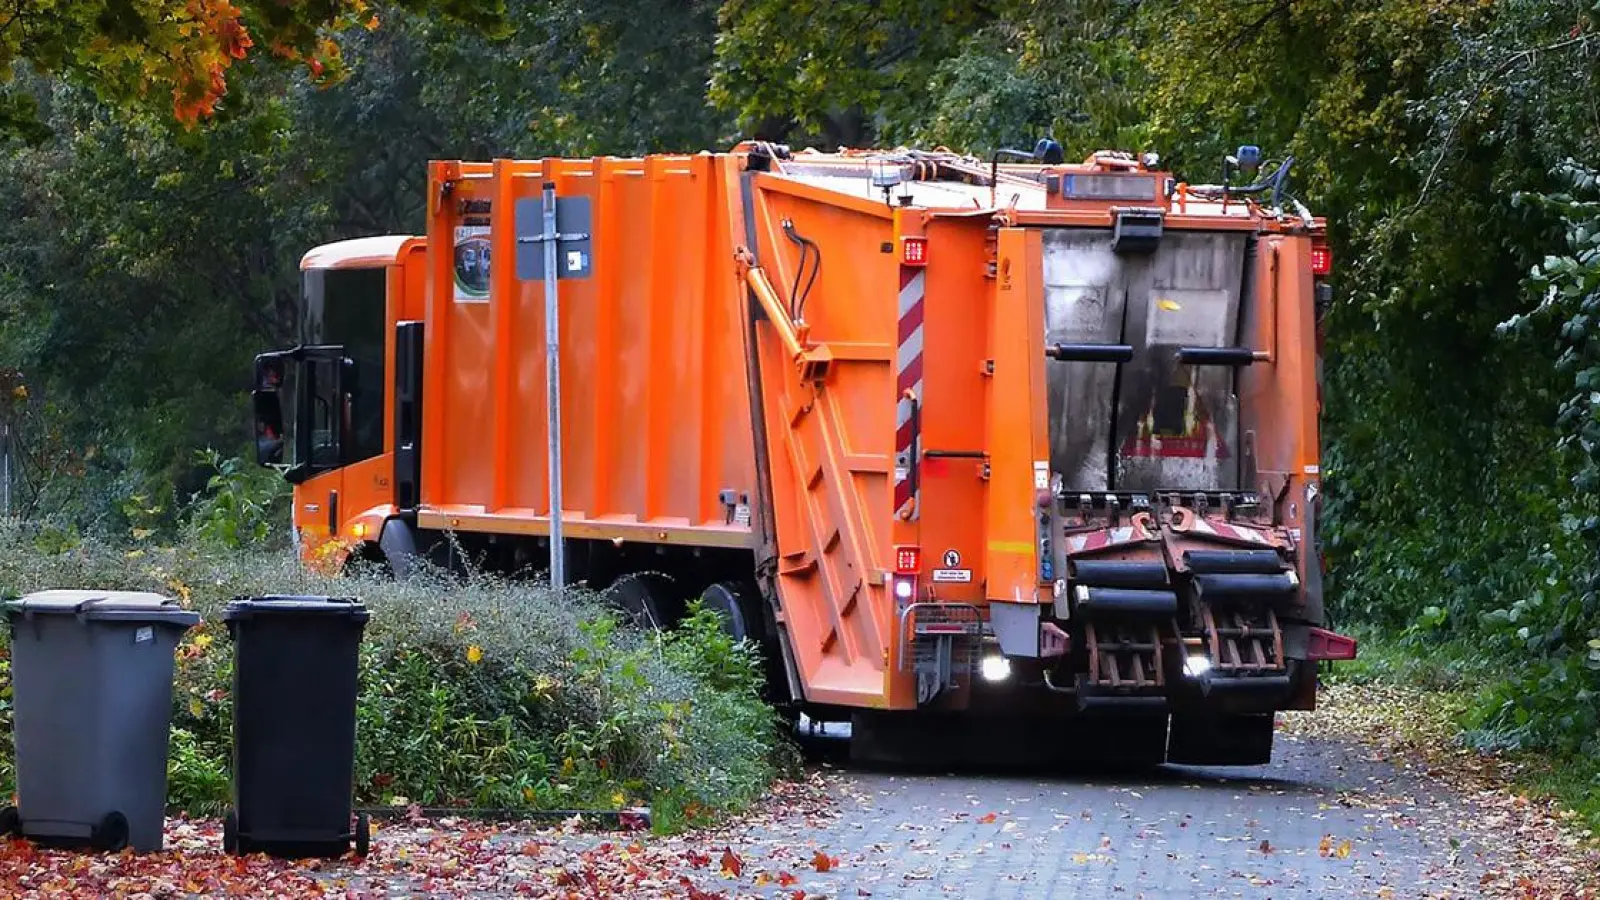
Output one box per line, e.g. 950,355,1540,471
73,595,111,624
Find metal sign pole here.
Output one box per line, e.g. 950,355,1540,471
541,182,565,590
515,182,591,590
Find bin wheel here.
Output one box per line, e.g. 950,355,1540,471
92,811,128,853
222,809,238,855
0,805,19,839
354,812,371,858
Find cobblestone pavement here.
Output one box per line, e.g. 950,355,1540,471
323,728,1508,898
693,731,1492,899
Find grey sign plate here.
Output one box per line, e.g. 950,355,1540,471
514,196,593,280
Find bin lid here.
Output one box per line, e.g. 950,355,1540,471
7,589,202,627
223,594,370,623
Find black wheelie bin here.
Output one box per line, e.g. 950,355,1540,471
221,594,370,858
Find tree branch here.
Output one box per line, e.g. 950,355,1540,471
1415,32,1597,209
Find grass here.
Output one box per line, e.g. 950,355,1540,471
0,518,796,833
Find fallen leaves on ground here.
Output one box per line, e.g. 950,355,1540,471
0,819,326,899
0,774,842,900
1282,682,1600,899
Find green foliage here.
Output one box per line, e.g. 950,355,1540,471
0,3,732,533
1474,160,1600,753
185,448,289,550
0,0,508,133
0,523,787,830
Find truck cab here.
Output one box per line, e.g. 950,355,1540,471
252,236,423,569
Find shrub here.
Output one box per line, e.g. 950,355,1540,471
0,519,790,831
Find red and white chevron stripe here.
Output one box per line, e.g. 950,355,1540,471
1064,521,1154,555
1185,516,1275,546
895,265,925,518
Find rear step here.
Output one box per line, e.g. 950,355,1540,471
1068,559,1173,712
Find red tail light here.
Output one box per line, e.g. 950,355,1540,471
901,236,928,267
894,545,921,574
1310,244,1332,277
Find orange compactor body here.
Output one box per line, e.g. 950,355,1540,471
254,143,1356,764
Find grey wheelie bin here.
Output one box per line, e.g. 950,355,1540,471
222,594,370,859
2,590,200,852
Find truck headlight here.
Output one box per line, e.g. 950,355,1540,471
980,654,1011,682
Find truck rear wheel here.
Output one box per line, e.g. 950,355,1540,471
698,582,759,644
604,572,683,631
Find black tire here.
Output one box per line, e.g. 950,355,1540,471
0,805,19,839
379,519,421,580
699,582,757,643
92,811,128,853
354,813,370,858
222,808,238,855
604,572,683,631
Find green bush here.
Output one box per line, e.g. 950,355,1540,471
0,519,791,831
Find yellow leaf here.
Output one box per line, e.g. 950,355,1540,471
561,757,575,776
1318,834,1332,857
125,549,145,559
188,697,204,718
611,791,625,807
131,528,153,541
466,645,483,664
193,633,212,649
1335,839,1351,859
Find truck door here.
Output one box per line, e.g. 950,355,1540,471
293,353,346,552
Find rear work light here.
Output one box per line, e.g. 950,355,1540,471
901,236,928,267
1310,244,1332,277
894,545,922,574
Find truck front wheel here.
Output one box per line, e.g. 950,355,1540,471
379,518,421,580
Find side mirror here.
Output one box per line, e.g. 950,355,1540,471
252,353,289,467
253,389,285,466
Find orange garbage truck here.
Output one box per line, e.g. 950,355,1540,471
252,141,1356,765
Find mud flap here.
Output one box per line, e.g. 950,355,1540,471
1166,712,1274,766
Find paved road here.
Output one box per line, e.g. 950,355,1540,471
326,727,1508,898
704,730,1491,899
